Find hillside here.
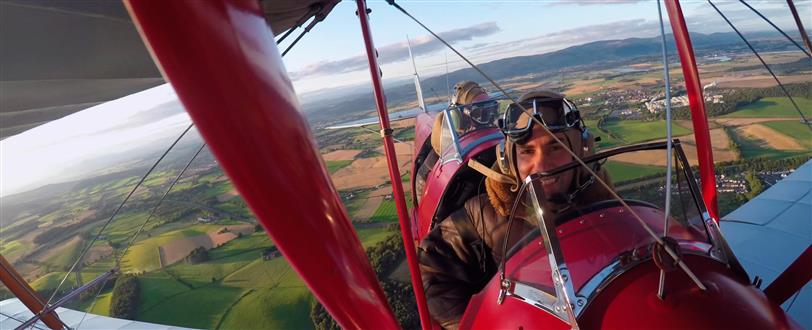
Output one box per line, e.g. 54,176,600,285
301,31,804,126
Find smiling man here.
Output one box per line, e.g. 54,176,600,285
418,90,615,329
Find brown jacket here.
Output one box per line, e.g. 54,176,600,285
418,194,534,329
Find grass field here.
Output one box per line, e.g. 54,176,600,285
42,236,84,270
138,270,192,312
724,97,812,118
166,246,260,288
370,200,398,222
584,119,624,149
120,224,221,273
727,127,809,159
31,272,74,291
605,161,665,183
326,160,353,174
138,285,245,329
602,120,691,144
761,121,812,148
218,287,313,330
356,227,394,247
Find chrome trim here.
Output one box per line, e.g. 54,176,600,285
507,280,567,322
574,241,721,317
527,174,581,327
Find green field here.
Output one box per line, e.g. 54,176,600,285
218,287,313,330
120,224,221,273
728,127,808,159
138,286,245,329
762,121,812,148
356,227,394,247
724,97,812,118
602,120,691,144
325,160,353,174
370,200,399,222
605,161,666,183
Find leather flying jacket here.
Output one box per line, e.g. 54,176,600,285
418,193,535,329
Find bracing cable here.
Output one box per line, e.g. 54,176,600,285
385,0,707,291
45,123,195,307
73,142,208,330
709,0,812,131
738,0,811,59
276,4,322,45
282,14,326,57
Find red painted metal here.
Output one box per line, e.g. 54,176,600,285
664,0,720,222
579,256,799,329
0,255,63,329
462,205,799,329
354,0,431,328
415,126,502,239
124,1,398,328
764,245,812,305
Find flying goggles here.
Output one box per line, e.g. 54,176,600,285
499,96,582,144
451,98,500,125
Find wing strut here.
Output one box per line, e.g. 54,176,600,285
786,0,812,54
125,0,398,328
0,255,64,330
355,1,432,329
664,0,720,222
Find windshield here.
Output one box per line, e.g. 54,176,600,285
439,97,509,162
501,142,713,323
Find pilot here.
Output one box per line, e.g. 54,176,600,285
418,90,615,329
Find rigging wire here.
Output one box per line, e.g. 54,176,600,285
73,142,208,330
656,0,674,300
737,0,811,59
282,13,326,57
276,4,322,45
708,0,812,131
384,0,707,291
44,123,195,308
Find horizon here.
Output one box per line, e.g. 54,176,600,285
284,0,810,94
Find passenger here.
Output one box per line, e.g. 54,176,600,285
418,90,615,329
448,81,499,134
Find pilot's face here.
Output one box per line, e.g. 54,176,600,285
516,125,574,198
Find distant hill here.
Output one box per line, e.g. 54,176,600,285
301,31,804,126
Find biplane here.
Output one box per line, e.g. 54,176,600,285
1,0,810,329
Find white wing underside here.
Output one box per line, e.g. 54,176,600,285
721,159,811,328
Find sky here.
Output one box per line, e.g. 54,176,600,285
282,0,811,94
0,0,809,197
0,84,191,196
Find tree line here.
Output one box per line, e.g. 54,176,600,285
311,227,419,330
110,275,140,319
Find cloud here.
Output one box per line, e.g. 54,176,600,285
466,19,661,60
289,22,500,80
